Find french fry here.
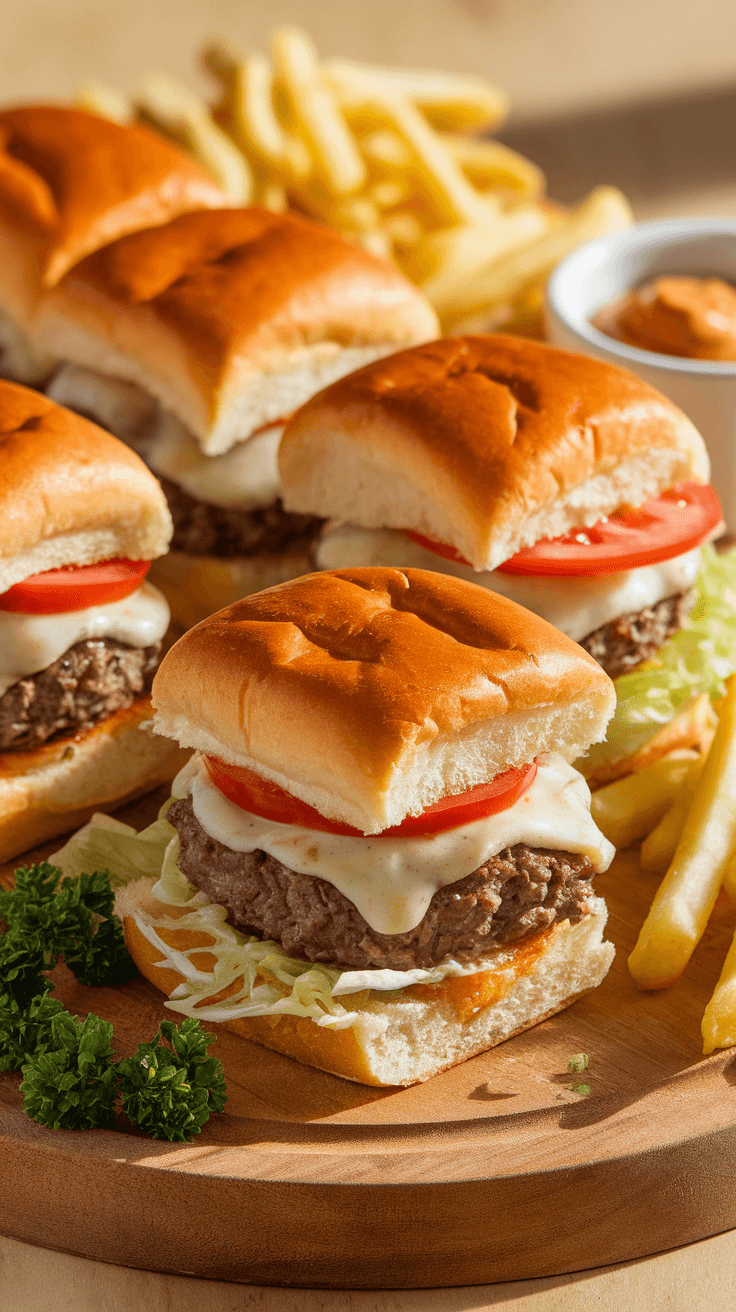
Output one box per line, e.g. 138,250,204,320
410,204,549,301
336,89,496,228
135,72,252,202
639,755,708,874
223,54,312,184
702,929,736,1054
442,134,544,198
629,675,736,991
272,26,366,197
325,59,508,133
76,80,133,125
434,185,634,328
359,130,412,172
591,752,699,851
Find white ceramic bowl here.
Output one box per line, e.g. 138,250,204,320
545,218,736,527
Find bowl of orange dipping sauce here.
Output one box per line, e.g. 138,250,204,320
546,218,736,527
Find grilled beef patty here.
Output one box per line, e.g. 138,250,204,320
580,589,693,680
169,797,595,970
0,638,160,750
158,476,323,559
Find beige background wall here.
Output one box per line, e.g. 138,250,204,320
4,0,736,125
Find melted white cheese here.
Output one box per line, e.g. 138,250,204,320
145,413,283,511
0,581,170,696
181,753,614,936
316,523,702,643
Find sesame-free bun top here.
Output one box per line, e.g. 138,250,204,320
0,105,227,292
152,567,615,833
280,335,711,572
33,207,440,455
0,380,172,590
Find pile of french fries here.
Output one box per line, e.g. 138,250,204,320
76,25,633,336
592,681,736,1054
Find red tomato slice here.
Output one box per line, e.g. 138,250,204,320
497,482,721,576
407,483,721,578
0,559,151,614
203,756,538,838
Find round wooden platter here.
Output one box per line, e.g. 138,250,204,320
2,790,736,1290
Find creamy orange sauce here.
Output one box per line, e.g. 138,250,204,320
592,275,736,361
407,926,554,1022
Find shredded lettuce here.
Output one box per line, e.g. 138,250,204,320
583,546,736,772
52,813,495,1035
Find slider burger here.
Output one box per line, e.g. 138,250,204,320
0,379,188,861
0,104,226,386
112,567,616,1087
279,335,727,784
30,207,439,629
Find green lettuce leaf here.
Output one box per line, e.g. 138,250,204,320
583,546,736,772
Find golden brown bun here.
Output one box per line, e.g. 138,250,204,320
0,698,189,864
0,379,172,589
0,105,227,290
152,566,615,833
148,548,317,632
279,334,710,571
119,878,613,1086
34,207,440,454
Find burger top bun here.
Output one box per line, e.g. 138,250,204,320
0,105,227,304
33,207,440,455
152,567,616,834
279,335,710,573
0,379,172,590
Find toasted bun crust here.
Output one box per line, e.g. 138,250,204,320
0,698,189,864
152,567,615,833
148,548,317,632
0,380,172,589
33,207,439,454
0,105,227,293
279,335,710,572
119,878,613,1086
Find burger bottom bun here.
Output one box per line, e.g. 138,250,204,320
0,698,190,865
148,549,314,631
581,692,718,790
119,881,613,1087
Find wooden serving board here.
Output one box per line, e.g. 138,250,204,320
1,790,736,1290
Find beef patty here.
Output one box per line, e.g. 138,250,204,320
169,797,596,971
159,476,323,559
580,589,693,680
0,638,160,750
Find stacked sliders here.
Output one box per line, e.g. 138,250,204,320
34,207,438,627
115,567,616,1086
279,334,723,785
0,104,227,386
0,379,187,861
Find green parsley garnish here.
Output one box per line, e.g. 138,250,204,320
570,1083,591,1096
117,1018,228,1142
567,1052,590,1074
0,863,227,1140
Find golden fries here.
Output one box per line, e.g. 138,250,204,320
272,27,366,197
639,756,707,874
702,928,736,1053
436,186,634,328
629,675,736,991
591,751,699,851
325,58,508,133
135,72,252,202
77,25,633,330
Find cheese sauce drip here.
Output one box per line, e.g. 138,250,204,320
178,753,614,936
145,414,284,511
316,524,702,643
0,581,170,696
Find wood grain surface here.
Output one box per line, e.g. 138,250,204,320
1,790,736,1289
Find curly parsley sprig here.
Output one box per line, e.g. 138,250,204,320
0,863,227,1140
